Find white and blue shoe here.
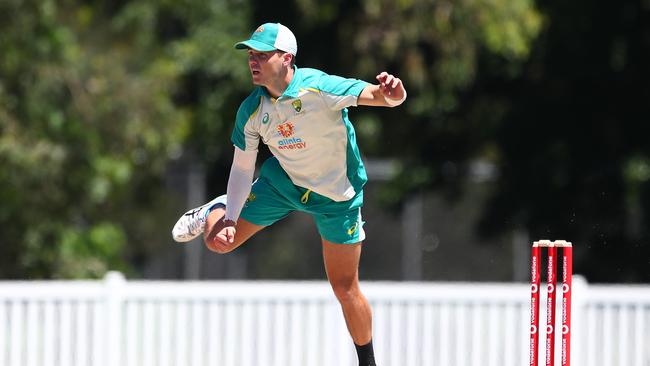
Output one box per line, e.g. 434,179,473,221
172,194,227,242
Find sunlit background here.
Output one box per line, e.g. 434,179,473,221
0,0,649,365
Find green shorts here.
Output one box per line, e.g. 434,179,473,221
240,157,365,244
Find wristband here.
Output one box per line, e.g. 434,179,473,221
222,218,237,227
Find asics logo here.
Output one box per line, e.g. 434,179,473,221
347,222,358,235
185,209,201,217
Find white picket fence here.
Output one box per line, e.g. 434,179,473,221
0,272,648,366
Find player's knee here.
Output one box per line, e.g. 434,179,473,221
331,281,360,303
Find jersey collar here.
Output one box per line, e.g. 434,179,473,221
259,66,301,100
282,65,302,98
280,66,302,99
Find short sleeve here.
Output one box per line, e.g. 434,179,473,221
317,74,369,110
231,92,263,152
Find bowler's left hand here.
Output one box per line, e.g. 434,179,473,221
376,72,406,102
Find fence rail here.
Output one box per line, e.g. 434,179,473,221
1,272,648,366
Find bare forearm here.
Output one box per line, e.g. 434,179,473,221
358,85,391,106
357,72,407,107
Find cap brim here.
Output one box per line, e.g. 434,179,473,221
234,40,277,52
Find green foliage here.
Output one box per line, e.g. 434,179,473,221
475,0,650,281
56,223,127,279
163,0,252,161
291,0,543,205
349,0,541,106
0,0,543,278
252,0,649,282
2,0,647,282
0,0,248,278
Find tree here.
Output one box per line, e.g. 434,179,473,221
477,0,650,282
0,0,249,278
234,0,544,280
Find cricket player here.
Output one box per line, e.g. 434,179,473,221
172,22,406,365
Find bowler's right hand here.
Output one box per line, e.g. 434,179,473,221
216,220,237,245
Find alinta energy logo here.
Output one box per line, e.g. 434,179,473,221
277,122,294,137
276,122,306,150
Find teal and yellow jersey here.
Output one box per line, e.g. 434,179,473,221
232,67,369,202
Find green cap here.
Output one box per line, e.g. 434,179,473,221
235,23,298,55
